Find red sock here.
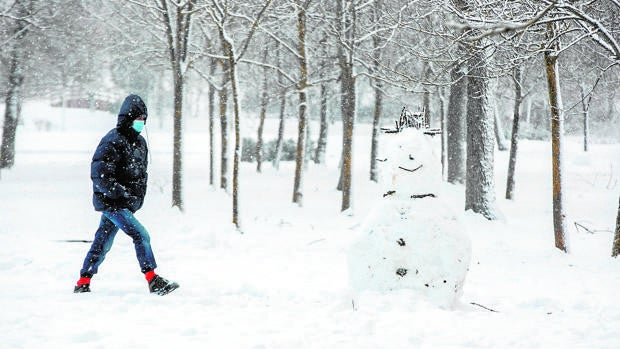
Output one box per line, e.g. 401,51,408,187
145,270,157,282
77,277,91,286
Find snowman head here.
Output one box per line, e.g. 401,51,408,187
379,128,441,199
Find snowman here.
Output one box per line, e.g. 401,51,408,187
348,111,471,308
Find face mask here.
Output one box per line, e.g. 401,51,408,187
132,119,145,133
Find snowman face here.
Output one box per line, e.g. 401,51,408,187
379,129,441,199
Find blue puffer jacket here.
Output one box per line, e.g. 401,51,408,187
91,94,148,213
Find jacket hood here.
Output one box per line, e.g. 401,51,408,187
117,94,147,129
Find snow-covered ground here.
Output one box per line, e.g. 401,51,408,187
1,101,619,348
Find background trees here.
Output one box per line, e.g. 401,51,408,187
442,0,620,251
1,0,66,169
0,0,30,170
1,0,618,251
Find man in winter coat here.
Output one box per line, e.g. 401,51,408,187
74,94,179,295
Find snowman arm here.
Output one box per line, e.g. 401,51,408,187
411,193,436,199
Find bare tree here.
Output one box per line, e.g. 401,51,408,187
579,83,591,152
272,42,287,170
159,0,196,211
446,61,468,184
422,63,431,126
506,65,523,200
218,64,230,191
206,0,274,228
439,87,448,180
256,45,269,173
464,45,497,220
208,58,217,186
292,0,311,206
314,79,329,165
188,23,221,187
335,0,356,211
243,0,320,205
369,0,384,183
1,1,31,170
369,77,383,182
313,35,330,165
544,22,568,252
493,105,508,151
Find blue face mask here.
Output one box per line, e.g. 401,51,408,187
132,119,145,133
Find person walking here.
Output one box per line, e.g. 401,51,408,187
74,94,179,296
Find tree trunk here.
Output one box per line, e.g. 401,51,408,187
606,90,616,123
256,47,269,173
340,66,355,211
580,84,590,152
337,149,344,191
314,82,328,164
337,0,356,212
314,35,329,166
314,36,329,164
161,0,194,211
208,60,216,186
612,195,620,257
447,63,467,184
544,22,568,252
465,48,497,220
525,97,532,125
494,106,509,151
1,4,27,171
1,52,24,170
156,77,166,129
273,89,286,170
273,43,286,170
219,73,230,191
304,120,312,169
292,0,308,205
423,63,431,127
171,67,184,211
439,88,447,180
223,40,241,229
369,80,382,182
506,66,523,200
369,2,383,182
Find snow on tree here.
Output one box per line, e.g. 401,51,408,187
349,111,471,308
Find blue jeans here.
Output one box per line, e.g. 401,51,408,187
80,209,157,276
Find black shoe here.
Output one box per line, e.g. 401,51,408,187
148,275,179,296
74,284,91,293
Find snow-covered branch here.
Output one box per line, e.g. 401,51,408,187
449,3,555,42
555,2,620,62
234,0,275,62
237,57,297,84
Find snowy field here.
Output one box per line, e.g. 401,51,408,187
1,101,619,348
